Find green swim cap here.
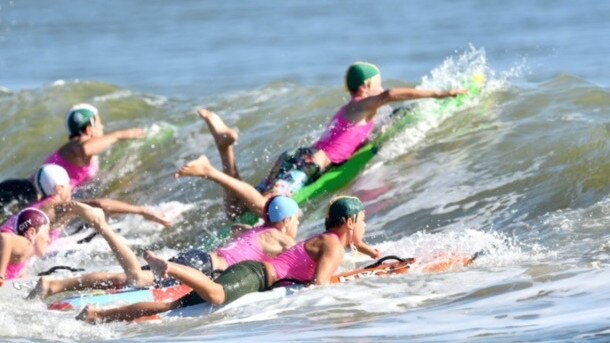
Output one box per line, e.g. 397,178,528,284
345,62,380,93
66,103,98,137
325,196,365,230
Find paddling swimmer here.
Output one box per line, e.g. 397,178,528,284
1,164,79,243
0,208,51,284
0,103,146,214
29,195,300,300
77,196,371,324
176,63,466,256
1,164,171,247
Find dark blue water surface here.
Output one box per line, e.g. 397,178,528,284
2,1,609,97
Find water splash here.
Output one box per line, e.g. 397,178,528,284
379,45,511,160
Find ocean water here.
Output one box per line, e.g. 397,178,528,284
1,1,610,342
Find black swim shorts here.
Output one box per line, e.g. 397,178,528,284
146,249,214,287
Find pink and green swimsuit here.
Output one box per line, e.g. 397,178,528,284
176,232,342,307
256,103,374,195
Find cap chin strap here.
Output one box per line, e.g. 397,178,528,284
347,228,359,271
36,168,48,198
348,228,356,252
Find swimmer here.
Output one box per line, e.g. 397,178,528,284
176,62,462,258
0,103,146,214
29,196,299,300
0,208,51,284
77,196,371,324
1,164,171,247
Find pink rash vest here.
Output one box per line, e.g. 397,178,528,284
215,227,276,265
43,151,99,189
268,232,341,282
314,105,374,164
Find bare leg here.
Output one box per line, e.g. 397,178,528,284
28,273,125,300
145,250,226,305
175,155,267,218
80,198,172,229
28,203,155,300
71,202,153,287
197,109,239,177
27,271,154,300
76,301,179,324
197,109,247,217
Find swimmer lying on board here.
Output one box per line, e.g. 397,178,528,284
176,62,466,258
1,164,171,250
28,196,300,299
76,196,374,324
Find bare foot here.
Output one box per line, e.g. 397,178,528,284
197,108,238,148
144,250,169,278
175,155,215,179
76,305,99,324
69,201,106,227
26,276,52,300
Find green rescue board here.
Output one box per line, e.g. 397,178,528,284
294,73,484,205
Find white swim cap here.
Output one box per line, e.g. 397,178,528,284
35,164,70,197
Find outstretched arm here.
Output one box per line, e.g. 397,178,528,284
353,240,380,259
69,202,150,287
358,88,468,121
81,198,171,229
81,128,146,157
